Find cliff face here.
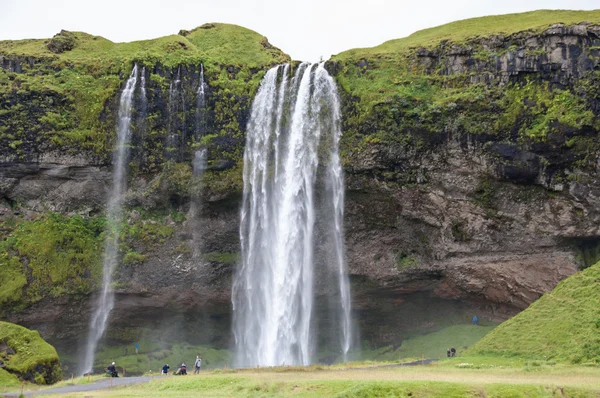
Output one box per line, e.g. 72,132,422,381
2,11,600,356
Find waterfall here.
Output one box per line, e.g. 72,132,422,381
195,64,208,139
81,64,139,374
167,66,185,160
189,149,207,258
232,63,352,367
137,66,147,165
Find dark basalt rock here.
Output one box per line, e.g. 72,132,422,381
46,30,76,54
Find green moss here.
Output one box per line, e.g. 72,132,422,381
0,321,62,384
395,253,418,270
0,367,20,387
469,261,600,363
122,251,147,265
0,214,103,308
202,251,239,264
203,162,244,197
496,80,594,140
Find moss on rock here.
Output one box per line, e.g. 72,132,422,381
0,321,62,384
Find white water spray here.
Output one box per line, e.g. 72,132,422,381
81,65,139,374
233,63,352,367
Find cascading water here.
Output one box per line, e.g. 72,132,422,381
232,63,353,367
136,66,147,164
81,64,139,374
167,66,185,160
189,149,207,258
195,64,208,139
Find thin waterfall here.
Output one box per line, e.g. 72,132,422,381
321,67,352,362
167,66,184,160
137,66,147,165
81,64,139,374
189,149,207,258
232,63,353,367
195,64,208,139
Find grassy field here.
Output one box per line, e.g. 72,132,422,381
29,357,600,397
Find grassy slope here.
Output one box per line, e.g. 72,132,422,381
336,9,600,59
468,261,600,363
0,23,288,67
0,321,62,384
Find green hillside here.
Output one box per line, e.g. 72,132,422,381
468,262,600,364
336,9,600,59
0,23,288,67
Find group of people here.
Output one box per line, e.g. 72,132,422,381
162,356,202,376
107,355,202,378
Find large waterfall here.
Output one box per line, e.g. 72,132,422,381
81,65,139,374
232,63,352,367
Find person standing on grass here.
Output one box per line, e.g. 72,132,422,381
135,342,139,354
162,363,170,375
472,315,478,325
194,355,202,374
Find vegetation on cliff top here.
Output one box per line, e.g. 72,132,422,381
0,23,288,67
0,23,289,163
0,321,63,384
468,261,600,364
335,9,600,58
330,10,600,183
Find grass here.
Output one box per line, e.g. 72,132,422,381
0,23,288,68
468,261,600,364
335,10,600,58
34,359,600,397
0,321,62,384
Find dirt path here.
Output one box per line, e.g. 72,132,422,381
1,376,152,397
